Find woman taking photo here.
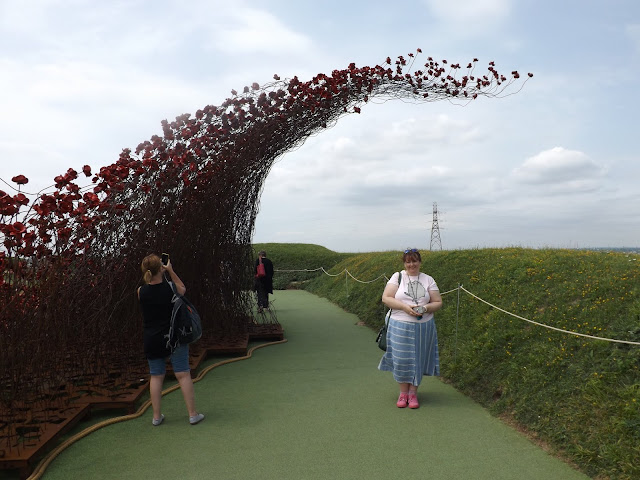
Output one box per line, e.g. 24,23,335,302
138,254,204,426
378,248,443,409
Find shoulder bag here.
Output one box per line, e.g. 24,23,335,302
376,271,402,351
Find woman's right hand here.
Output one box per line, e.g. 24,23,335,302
404,304,421,317
163,261,186,295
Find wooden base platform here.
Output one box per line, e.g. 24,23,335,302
0,323,285,478
0,404,91,479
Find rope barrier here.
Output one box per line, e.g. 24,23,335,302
439,287,459,296
27,339,288,480
345,270,388,284
276,267,324,273
459,286,640,346
276,267,640,346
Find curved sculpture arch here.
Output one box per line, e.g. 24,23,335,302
0,51,530,461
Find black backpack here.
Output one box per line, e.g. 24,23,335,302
166,282,202,352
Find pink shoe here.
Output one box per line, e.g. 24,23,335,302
396,393,409,408
408,393,419,409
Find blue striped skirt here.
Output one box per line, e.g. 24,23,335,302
378,317,439,386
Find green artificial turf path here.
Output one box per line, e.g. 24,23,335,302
40,290,588,480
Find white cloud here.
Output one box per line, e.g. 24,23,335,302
382,115,484,147
209,8,312,55
424,0,511,23
625,23,640,53
511,147,606,190
2,0,640,251
261,110,484,206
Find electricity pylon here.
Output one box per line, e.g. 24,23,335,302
430,202,442,251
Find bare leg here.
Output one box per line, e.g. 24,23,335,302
150,374,165,420
399,382,410,393
175,371,197,417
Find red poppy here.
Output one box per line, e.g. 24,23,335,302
54,175,67,187
66,168,78,180
83,192,100,205
17,245,35,256
0,203,18,215
11,222,27,235
57,227,72,241
58,200,73,214
12,175,29,185
80,215,93,229
73,203,87,215
14,193,29,206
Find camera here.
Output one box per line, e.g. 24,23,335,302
161,253,169,265
413,306,426,314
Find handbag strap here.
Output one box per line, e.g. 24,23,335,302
384,272,402,325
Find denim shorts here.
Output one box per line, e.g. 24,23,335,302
148,344,190,376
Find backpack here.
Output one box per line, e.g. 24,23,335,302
166,281,202,352
255,257,266,278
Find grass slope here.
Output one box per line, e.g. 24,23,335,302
259,244,640,480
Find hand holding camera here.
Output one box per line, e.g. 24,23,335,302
161,253,173,271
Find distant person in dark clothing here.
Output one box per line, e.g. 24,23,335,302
254,250,274,312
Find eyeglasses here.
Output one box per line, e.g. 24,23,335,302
404,248,418,253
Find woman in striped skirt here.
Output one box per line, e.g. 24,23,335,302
378,248,443,408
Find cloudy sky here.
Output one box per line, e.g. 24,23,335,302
1,0,639,252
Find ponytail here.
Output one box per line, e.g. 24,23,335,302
141,254,162,284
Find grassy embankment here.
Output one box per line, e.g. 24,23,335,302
254,243,640,480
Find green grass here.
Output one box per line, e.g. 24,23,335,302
257,244,640,480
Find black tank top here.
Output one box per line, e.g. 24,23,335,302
139,281,174,359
